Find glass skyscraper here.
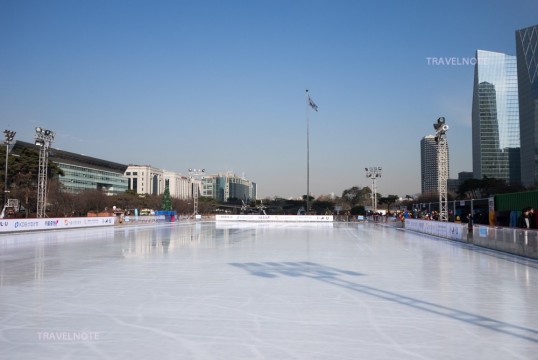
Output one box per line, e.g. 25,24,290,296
516,24,538,186
472,49,520,184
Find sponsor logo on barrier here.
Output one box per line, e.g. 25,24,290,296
84,219,100,225
44,220,59,227
64,219,83,226
14,221,39,229
0,221,8,227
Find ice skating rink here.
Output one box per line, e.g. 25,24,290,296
1,221,537,359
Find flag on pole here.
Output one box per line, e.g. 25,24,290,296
308,95,318,112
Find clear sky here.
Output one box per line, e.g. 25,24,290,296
1,0,537,199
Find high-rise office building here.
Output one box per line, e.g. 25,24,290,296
421,135,449,194
516,24,538,186
472,50,520,184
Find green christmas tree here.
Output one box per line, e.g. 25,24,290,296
162,183,172,211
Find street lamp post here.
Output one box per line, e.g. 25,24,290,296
34,127,55,218
188,168,205,217
3,130,16,207
365,167,382,213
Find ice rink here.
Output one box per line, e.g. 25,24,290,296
1,221,538,359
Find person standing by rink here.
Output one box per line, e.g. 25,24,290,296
518,208,531,229
528,207,537,229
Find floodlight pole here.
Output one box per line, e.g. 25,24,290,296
34,127,55,218
365,167,382,213
306,90,311,213
305,89,318,213
434,117,449,222
3,130,16,208
188,168,205,216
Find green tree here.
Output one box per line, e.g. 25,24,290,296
341,186,370,209
311,199,334,214
378,195,400,213
350,205,366,215
162,183,172,211
197,196,219,214
2,145,64,215
456,176,523,199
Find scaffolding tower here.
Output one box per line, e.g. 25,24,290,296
434,117,449,222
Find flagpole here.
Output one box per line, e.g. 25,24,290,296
305,89,310,213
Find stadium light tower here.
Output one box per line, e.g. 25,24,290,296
365,166,382,213
3,129,16,207
434,117,449,222
188,168,205,216
34,127,55,218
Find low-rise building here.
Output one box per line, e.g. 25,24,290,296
11,141,128,195
125,165,190,199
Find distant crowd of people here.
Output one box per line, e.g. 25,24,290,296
342,207,538,230
403,206,538,230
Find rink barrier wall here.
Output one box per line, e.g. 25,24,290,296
404,219,538,259
216,215,333,222
0,217,116,233
124,215,166,223
471,225,538,259
404,219,467,241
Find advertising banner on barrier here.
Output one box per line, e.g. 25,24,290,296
216,215,333,222
0,217,116,233
405,219,466,241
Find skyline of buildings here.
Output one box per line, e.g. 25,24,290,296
4,23,538,201
8,141,257,204
420,24,538,197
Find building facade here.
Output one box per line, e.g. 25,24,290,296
163,170,190,200
200,172,257,203
472,49,520,184
125,165,164,196
516,24,538,186
421,135,450,195
11,141,128,195
125,165,191,199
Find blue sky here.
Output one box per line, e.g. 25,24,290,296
1,0,537,199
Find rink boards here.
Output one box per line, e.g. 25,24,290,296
216,214,333,222
0,217,116,233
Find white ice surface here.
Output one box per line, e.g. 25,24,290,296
1,222,538,359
